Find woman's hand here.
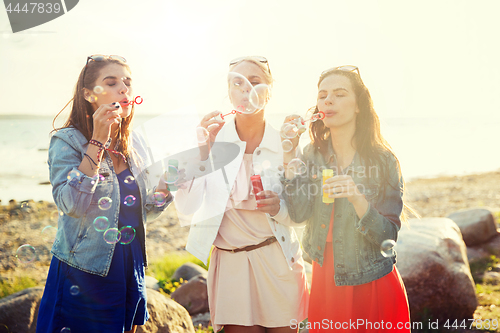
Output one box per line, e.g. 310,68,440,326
255,190,281,216
91,102,122,143
198,111,225,160
323,175,369,218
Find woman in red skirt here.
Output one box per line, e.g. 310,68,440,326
281,66,416,332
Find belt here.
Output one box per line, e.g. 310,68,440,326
216,236,277,253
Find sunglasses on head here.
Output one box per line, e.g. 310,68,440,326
229,56,271,75
321,65,360,77
82,54,127,86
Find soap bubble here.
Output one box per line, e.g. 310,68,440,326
280,123,299,139
98,174,106,182
103,228,121,244
119,226,136,245
196,126,209,143
93,216,109,232
163,165,179,184
248,84,270,112
41,226,57,243
67,170,81,180
60,328,71,333
380,239,396,257
88,95,97,103
287,158,307,175
93,86,104,94
69,285,80,296
282,140,294,153
90,174,99,185
153,192,167,207
228,72,267,115
16,244,36,263
50,210,60,222
98,197,112,210
123,195,136,207
124,175,135,184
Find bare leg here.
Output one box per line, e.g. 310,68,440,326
224,325,266,333
125,325,137,333
267,326,297,333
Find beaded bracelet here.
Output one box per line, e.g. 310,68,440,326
89,139,127,164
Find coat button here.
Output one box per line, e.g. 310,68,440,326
199,166,205,171
336,264,342,268
312,174,317,179
361,226,366,231
321,224,326,229
256,149,261,155
281,236,285,242
291,257,295,263
315,258,319,262
317,246,321,251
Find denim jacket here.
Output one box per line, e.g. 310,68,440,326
175,119,305,269
48,127,172,277
281,140,403,286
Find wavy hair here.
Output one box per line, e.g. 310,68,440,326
52,58,134,158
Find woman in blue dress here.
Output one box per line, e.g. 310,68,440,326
36,55,173,333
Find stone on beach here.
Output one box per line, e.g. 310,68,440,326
0,287,44,333
170,274,209,316
447,208,498,246
171,262,208,281
396,218,477,322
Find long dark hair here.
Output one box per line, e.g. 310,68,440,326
52,58,134,158
310,69,418,222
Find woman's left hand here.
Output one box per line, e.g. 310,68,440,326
255,190,280,216
323,175,365,205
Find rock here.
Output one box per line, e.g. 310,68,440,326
138,289,195,333
447,208,498,246
145,275,160,291
0,287,44,333
467,234,500,263
481,271,500,285
191,311,210,329
171,262,207,281
396,218,477,323
170,275,209,316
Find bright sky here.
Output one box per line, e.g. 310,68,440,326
1,0,499,120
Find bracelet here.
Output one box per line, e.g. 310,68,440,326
89,139,105,162
84,153,98,170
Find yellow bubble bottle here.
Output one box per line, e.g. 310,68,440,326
322,169,335,203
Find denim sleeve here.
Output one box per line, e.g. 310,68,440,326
355,154,402,245
48,135,98,218
280,174,315,223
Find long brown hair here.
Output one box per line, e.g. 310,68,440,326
310,69,419,222
52,58,134,158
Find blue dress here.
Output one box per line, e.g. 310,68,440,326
37,169,148,333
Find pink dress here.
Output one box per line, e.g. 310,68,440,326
208,154,309,332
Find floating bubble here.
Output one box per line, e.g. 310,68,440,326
287,158,307,175
41,226,57,243
280,123,299,139
282,140,294,153
248,84,270,112
98,197,112,210
119,226,136,245
60,328,71,333
123,195,136,207
196,126,209,143
93,86,104,95
69,285,80,296
67,170,81,181
163,165,179,184
153,192,167,207
103,228,121,244
98,174,106,182
88,95,97,103
124,175,135,184
0,324,9,333
16,244,36,263
228,72,258,115
93,216,109,232
90,174,99,185
380,239,396,257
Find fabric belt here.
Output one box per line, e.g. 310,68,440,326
216,236,277,253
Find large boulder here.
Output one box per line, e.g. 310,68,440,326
0,287,44,333
170,275,209,316
138,289,195,333
447,208,498,246
171,262,207,281
396,218,477,323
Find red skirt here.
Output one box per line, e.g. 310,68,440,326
308,208,410,332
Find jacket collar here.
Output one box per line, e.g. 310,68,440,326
221,117,281,153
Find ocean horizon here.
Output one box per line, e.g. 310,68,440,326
1,113,499,204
